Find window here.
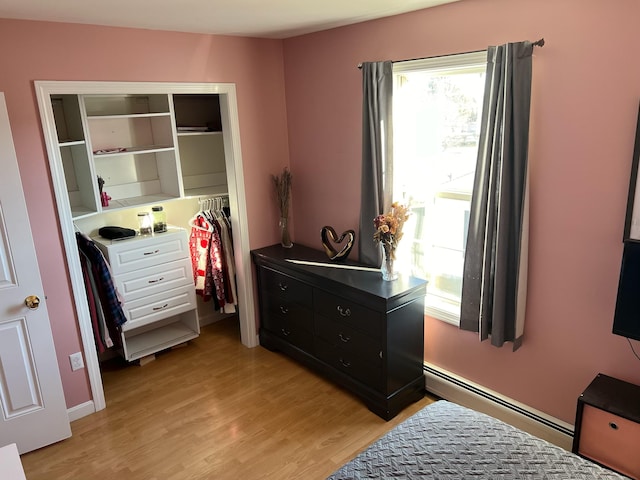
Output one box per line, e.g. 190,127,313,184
392,52,487,325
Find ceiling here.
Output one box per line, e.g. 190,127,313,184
0,0,460,39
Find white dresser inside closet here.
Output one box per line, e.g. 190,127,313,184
93,227,199,361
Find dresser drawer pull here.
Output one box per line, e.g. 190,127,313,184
609,422,619,430
279,306,289,314
281,328,291,336
278,282,288,291
152,303,169,311
337,306,351,317
339,358,351,368
143,249,160,256
147,277,165,284
338,333,351,343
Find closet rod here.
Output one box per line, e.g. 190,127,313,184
199,193,229,198
198,194,229,211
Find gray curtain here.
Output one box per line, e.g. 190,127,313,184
460,41,534,350
358,61,394,267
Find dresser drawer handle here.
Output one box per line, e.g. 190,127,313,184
278,282,288,291
337,306,351,317
152,303,169,311
148,277,165,284
281,328,291,336
609,422,619,430
338,333,351,343
279,306,289,314
143,249,160,256
339,358,351,368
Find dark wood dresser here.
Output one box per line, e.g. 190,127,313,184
251,244,427,420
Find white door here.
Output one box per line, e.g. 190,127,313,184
0,93,71,454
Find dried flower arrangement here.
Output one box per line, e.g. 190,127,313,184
272,167,292,219
373,202,410,260
272,167,293,247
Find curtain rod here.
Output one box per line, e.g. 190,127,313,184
357,38,545,69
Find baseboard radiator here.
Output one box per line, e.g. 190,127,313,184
424,363,574,451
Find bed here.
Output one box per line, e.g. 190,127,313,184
328,400,627,479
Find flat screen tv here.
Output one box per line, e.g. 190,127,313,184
613,240,640,341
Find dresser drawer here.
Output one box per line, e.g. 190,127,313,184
314,289,382,337
316,314,382,365
121,284,197,331
261,290,314,351
262,316,313,353
577,405,640,478
315,337,383,390
97,230,189,275
113,258,192,302
263,296,313,331
260,267,312,308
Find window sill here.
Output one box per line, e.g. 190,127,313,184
425,302,460,326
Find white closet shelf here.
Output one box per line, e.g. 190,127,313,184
125,322,199,361
102,193,179,211
184,185,229,198
87,112,172,120
59,140,86,147
70,206,97,219
93,145,174,157
176,130,223,137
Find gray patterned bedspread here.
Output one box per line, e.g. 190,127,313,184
328,400,627,479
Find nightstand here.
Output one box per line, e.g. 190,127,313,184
573,373,640,479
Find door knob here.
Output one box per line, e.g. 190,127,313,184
25,295,41,310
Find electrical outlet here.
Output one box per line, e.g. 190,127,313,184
69,352,84,371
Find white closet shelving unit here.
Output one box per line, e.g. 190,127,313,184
86,94,180,211
174,94,228,198
35,81,258,417
51,91,231,219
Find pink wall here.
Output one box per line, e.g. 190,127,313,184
0,19,290,408
4,0,640,426
283,0,640,423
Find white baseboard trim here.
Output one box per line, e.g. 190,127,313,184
424,363,574,451
67,400,95,422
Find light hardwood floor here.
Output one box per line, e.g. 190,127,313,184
21,317,436,480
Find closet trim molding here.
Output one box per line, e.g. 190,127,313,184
34,81,258,416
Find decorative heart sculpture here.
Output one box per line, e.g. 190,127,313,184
321,226,355,261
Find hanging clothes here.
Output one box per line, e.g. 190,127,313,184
189,213,216,301
189,196,237,313
208,222,227,309
79,251,107,352
75,232,127,352
189,209,227,308
214,209,237,313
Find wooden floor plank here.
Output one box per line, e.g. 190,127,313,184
21,317,435,479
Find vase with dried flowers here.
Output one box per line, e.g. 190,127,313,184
374,202,410,281
272,167,293,248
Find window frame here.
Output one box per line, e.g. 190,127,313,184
392,50,487,326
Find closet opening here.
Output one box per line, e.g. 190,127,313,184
35,81,257,416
